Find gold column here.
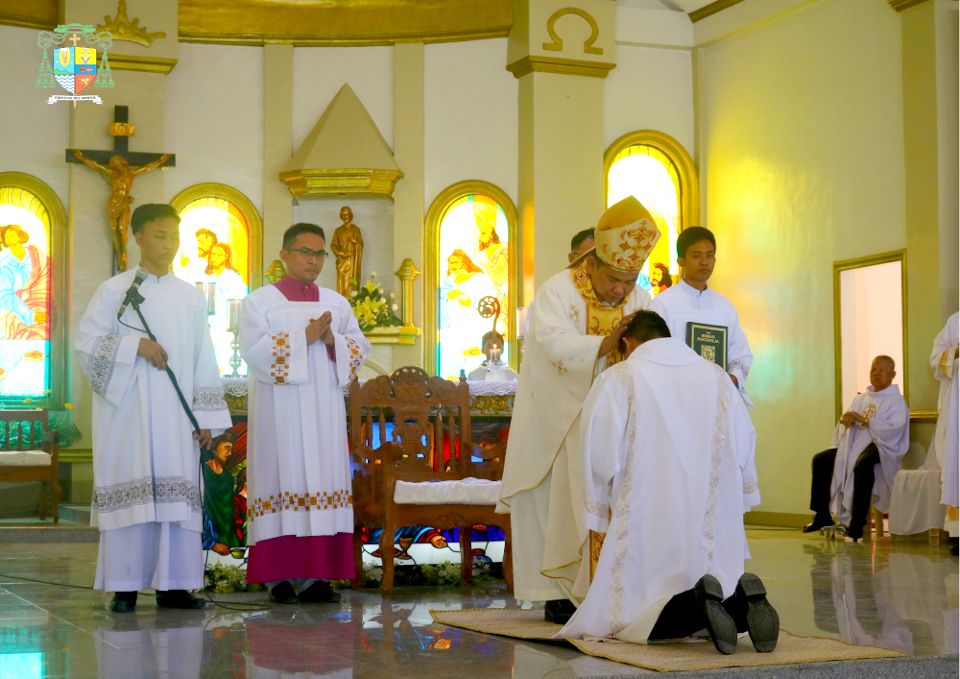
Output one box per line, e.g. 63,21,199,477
898,0,957,410
508,0,616,299
392,42,426,366
262,44,295,270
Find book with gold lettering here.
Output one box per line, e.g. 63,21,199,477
685,321,728,371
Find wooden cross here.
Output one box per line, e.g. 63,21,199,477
66,105,175,272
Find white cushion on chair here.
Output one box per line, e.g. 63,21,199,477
394,478,502,505
0,449,51,466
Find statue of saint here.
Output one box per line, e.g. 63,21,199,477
72,151,171,271
331,205,364,297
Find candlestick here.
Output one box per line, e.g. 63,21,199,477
228,299,242,333
196,282,216,316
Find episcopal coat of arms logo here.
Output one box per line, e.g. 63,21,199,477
36,24,114,104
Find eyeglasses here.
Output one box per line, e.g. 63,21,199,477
287,247,329,260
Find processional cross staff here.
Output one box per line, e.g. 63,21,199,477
66,105,175,272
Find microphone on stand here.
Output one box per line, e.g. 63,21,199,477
117,268,148,320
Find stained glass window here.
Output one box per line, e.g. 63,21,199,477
434,192,513,380
0,186,54,401
173,196,252,377
605,132,698,297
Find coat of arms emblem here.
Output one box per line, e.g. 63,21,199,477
36,24,113,104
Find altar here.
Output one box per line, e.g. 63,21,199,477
203,378,516,572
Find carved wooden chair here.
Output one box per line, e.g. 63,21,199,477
0,410,60,522
349,366,512,594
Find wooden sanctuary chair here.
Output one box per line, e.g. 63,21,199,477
349,366,512,594
0,410,60,522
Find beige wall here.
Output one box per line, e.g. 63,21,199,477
695,0,908,514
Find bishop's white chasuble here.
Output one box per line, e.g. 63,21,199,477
496,264,651,601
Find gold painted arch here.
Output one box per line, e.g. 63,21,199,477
0,172,67,407
604,130,699,230
170,182,264,291
542,7,603,55
424,180,519,376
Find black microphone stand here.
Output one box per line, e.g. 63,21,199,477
127,291,203,438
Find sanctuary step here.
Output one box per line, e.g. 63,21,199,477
0,509,97,543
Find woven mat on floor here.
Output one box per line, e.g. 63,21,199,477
430,608,905,672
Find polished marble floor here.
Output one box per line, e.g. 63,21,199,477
0,528,956,678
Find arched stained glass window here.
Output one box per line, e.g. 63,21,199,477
0,173,66,406
425,182,518,380
605,131,698,296
170,184,263,377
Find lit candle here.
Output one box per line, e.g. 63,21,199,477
516,306,528,339
228,299,242,333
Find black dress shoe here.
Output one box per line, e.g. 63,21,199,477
802,516,834,533
298,580,341,603
110,591,137,613
694,575,738,655
735,573,779,653
543,599,576,624
269,581,299,605
156,590,206,609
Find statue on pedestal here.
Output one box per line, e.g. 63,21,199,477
331,205,364,297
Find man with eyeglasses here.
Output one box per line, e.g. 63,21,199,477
239,222,370,604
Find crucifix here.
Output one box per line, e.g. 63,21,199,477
66,105,175,272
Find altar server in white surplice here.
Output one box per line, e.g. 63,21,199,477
652,226,753,405
241,222,370,606
559,311,778,656
76,204,232,614
805,356,909,541
496,197,657,624
931,312,959,508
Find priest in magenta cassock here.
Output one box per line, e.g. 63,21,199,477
76,204,232,613
931,312,958,511
241,222,370,604
496,196,658,623
557,310,775,654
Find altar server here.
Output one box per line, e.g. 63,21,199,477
496,196,657,623
930,312,958,508
76,203,232,613
652,226,753,403
241,222,370,604
558,311,775,655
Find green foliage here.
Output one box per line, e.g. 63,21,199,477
204,563,262,593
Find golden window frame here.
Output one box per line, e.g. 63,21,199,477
169,182,264,291
0,171,67,407
423,180,519,375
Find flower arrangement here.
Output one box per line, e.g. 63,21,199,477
349,273,402,332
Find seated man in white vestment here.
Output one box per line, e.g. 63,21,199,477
240,222,370,605
497,196,658,624
930,313,958,517
652,226,752,402
76,203,233,613
467,330,518,381
803,355,909,541
558,311,778,655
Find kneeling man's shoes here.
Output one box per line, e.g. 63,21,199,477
736,573,779,653
694,574,738,655
156,590,206,609
110,591,137,613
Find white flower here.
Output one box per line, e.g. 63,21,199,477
389,292,396,299
350,290,358,298
392,303,399,311
370,271,378,278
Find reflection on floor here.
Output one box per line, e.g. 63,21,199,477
0,528,956,678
